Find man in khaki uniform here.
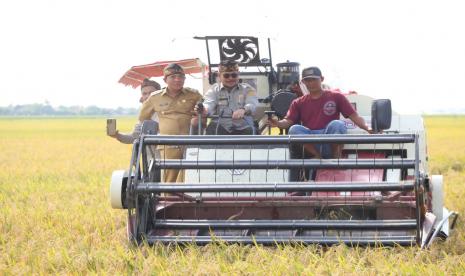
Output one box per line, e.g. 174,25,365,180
139,63,202,182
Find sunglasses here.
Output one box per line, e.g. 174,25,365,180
222,72,239,79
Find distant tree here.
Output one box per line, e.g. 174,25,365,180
0,103,138,116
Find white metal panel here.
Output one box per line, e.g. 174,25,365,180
184,146,289,197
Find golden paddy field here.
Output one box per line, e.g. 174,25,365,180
1,116,465,274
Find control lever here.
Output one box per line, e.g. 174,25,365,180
196,101,204,135
264,110,276,135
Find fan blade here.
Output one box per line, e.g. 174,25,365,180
223,47,237,55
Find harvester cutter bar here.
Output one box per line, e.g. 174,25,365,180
145,236,417,246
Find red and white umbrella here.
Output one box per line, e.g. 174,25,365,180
118,58,207,89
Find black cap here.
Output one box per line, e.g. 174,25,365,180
163,63,185,77
301,67,322,79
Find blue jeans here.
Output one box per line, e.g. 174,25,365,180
288,120,347,159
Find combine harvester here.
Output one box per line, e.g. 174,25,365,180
111,36,457,247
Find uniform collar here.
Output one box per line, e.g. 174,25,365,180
219,82,240,91
161,87,186,96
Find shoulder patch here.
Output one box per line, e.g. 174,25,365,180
243,83,256,94
183,87,199,94
247,90,257,97
241,83,254,89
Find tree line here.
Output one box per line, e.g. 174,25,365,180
0,103,138,116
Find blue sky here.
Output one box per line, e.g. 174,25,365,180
1,0,464,114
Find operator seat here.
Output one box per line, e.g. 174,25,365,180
271,91,297,135
270,91,310,182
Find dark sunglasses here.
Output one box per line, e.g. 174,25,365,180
222,72,239,79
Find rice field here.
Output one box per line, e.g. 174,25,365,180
1,116,465,275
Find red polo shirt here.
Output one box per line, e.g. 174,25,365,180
285,90,356,130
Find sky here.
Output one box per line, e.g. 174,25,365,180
1,0,464,114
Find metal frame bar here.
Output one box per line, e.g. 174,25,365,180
425,211,459,248
157,195,417,202
193,36,274,85
267,38,274,97
126,141,140,242
137,181,415,193
414,134,421,243
149,159,415,170
143,134,416,145
133,138,150,243
153,219,417,230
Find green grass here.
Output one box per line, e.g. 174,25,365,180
1,116,465,275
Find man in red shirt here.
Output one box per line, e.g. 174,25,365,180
268,66,371,158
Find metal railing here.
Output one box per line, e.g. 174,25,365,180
125,133,420,246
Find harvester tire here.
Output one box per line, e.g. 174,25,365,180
110,170,127,209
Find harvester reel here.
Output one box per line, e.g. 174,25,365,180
110,129,459,247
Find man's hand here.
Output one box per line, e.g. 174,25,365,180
108,130,119,138
194,104,208,116
232,108,246,119
368,127,385,134
349,114,376,134
267,117,292,129
267,117,279,128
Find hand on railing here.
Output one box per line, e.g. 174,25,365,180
232,108,246,119
194,101,207,117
